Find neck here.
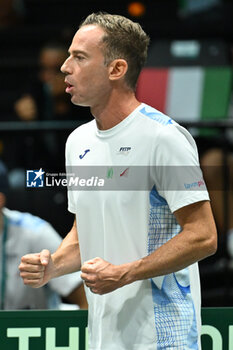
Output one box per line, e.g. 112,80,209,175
91,88,141,130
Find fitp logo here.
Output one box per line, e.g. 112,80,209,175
26,168,45,188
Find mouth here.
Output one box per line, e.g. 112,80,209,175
65,81,74,93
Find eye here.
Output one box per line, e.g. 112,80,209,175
75,55,85,61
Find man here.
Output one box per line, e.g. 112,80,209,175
19,13,217,349
0,161,87,309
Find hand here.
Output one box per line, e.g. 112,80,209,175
81,257,128,295
18,249,54,288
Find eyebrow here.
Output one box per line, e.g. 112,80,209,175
68,49,88,56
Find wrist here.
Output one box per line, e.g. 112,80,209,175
119,259,142,287
50,253,61,279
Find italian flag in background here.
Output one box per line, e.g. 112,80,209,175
136,67,232,123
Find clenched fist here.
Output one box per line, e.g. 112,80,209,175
81,257,130,295
19,249,54,288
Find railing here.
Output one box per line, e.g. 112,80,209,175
0,118,233,131
0,121,82,132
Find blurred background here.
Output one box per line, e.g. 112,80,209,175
1,0,233,307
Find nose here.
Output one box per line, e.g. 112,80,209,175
60,57,72,74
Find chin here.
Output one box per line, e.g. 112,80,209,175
72,98,90,108
70,97,80,106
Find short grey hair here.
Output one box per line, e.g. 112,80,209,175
80,12,150,90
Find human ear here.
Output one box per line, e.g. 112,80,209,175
108,59,128,82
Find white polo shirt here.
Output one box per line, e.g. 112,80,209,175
66,103,209,350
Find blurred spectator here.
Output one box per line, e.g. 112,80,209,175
14,42,77,122
6,43,73,174
0,160,88,309
201,134,233,260
200,44,233,258
7,42,91,174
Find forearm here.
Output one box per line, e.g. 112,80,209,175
123,227,216,285
81,202,217,295
51,220,81,278
81,227,215,295
123,202,217,286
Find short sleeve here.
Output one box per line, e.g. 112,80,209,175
152,124,209,213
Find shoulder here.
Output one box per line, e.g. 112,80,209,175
137,104,178,140
3,208,62,254
3,208,46,230
2,208,56,239
138,103,196,149
138,104,174,128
